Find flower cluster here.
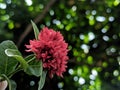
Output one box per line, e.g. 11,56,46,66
26,27,69,78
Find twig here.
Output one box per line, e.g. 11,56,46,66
17,0,56,47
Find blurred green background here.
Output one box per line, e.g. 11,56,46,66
0,0,120,90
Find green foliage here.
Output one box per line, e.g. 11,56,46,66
38,71,47,90
26,59,43,77
0,22,46,90
10,80,17,90
31,20,40,40
0,40,18,77
1,0,120,90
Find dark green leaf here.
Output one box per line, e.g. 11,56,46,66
31,20,40,40
38,71,47,90
25,60,43,77
0,40,18,77
10,80,17,90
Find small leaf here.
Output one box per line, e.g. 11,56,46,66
5,49,29,70
38,71,47,90
31,20,39,40
25,60,43,77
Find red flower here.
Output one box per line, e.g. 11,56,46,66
26,27,69,78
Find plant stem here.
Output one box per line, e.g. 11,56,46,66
27,56,36,63
8,65,22,78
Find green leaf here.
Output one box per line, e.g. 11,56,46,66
0,40,18,77
38,71,47,90
5,49,29,70
31,20,40,40
10,80,17,90
25,59,43,77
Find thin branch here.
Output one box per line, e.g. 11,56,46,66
17,0,56,47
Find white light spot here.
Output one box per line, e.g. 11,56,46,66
92,69,98,76
92,43,98,48
58,82,64,88
6,0,11,4
88,32,95,41
79,34,84,40
109,16,114,22
101,28,107,33
72,6,77,11
92,10,96,15
81,44,89,53
106,8,111,13
66,14,71,19
50,10,54,16
96,16,106,22
25,0,32,6
90,80,95,85
89,15,94,20
68,69,74,75
89,74,95,80
0,3,7,9
78,77,85,85
117,57,120,65
103,36,109,41
53,19,61,25
73,76,79,81
30,81,35,86
110,48,116,53
113,70,119,76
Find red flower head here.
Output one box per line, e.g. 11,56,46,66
26,27,69,78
